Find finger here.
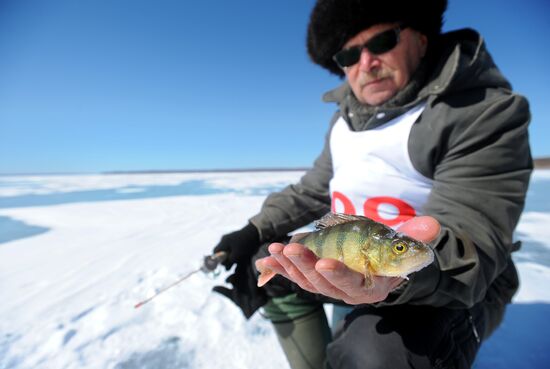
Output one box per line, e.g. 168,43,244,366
281,243,319,265
315,258,366,298
268,242,285,254
258,254,317,292
265,243,295,280
270,245,318,292
282,244,348,300
212,286,233,300
398,216,441,243
255,256,291,281
217,253,232,270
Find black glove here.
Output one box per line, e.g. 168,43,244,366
212,223,267,318
213,222,261,270
213,262,268,319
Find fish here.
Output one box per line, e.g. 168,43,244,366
257,212,434,288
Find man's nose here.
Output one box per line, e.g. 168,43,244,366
358,48,380,71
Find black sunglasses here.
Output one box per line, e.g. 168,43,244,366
332,26,405,69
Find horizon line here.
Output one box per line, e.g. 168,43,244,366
1,157,549,176
0,167,312,176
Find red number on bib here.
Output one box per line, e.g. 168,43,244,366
331,191,356,215
331,192,416,226
363,196,416,226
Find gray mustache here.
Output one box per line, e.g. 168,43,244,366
358,70,392,86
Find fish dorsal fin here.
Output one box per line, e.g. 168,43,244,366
314,212,367,230
289,232,310,244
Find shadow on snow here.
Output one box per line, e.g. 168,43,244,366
473,303,550,368
0,216,49,245
114,337,194,369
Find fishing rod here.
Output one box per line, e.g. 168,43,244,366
134,251,227,309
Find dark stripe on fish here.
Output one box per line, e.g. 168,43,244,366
336,226,347,261
314,232,324,257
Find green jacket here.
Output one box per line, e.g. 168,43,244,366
250,29,532,335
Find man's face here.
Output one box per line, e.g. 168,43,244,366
342,23,428,106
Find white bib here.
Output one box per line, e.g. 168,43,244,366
329,103,433,227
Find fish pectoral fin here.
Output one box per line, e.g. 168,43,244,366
364,271,374,289
363,262,375,289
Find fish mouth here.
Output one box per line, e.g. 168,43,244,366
402,251,435,276
382,249,435,278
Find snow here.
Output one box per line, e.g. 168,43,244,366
531,169,550,180
0,171,549,369
0,172,303,198
516,212,550,250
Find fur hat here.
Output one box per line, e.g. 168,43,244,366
307,0,448,76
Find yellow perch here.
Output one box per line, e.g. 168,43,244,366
258,212,434,288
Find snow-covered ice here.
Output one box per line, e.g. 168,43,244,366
0,170,549,368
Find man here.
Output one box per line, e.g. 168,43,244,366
212,1,532,368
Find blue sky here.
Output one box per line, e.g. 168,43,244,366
0,0,548,174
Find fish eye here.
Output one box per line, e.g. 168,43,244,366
393,242,408,255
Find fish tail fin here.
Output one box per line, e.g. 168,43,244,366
257,266,277,287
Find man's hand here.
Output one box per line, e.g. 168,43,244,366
212,222,268,319
255,216,440,305
213,223,260,270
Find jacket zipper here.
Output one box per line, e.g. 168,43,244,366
468,314,481,344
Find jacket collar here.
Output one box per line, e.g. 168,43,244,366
322,29,509,130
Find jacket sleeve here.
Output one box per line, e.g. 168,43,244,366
248,114,339,242
384,92,533,308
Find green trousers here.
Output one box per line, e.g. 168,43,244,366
263,293,333,369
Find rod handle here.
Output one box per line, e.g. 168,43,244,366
202,251,227,272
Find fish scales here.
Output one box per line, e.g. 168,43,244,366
335,225,347,260
322,226,343,259
301,221,372,273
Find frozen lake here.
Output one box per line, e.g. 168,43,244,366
0,171,549,368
